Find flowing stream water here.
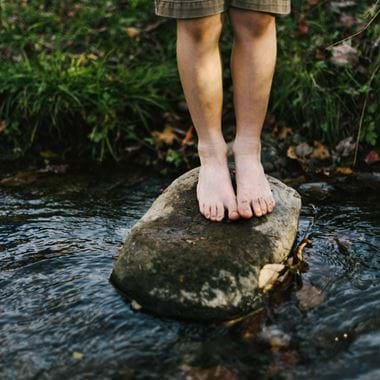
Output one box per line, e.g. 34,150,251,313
0,167,379,379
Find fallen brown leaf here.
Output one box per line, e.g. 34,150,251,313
152,126,178,146
294,237,312,263
181,125,194,146
278,127,293,140
364,150,380,165
286,146,298,160
296,283,325,310
330,43,359,67
311,141,331,160
0,120,6,133
298,19,309,35
336,166,353,175
307,0,321,5
315,48,326,60
125,27,141,38
0,170,45,186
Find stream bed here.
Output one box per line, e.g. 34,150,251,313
0,167,379,379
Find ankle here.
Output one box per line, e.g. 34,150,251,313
198,139,228,164
232,138,261,160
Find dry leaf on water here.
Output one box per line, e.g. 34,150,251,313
258,263,285,292
294,237,312,263
73,351,84,360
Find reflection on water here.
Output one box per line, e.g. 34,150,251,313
0,169,379,379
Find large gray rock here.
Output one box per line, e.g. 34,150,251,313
111,168,301,321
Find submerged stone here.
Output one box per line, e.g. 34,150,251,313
111,167,302,321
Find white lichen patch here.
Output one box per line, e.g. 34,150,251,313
179,290,199,303
238,271,257,291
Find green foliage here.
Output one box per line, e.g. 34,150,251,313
0,51,173,160
0,0,178,160
271,0,380,146
0,0,378,162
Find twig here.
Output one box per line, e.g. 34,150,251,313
325,3,380,50
143,19,169,34
353,62,380,166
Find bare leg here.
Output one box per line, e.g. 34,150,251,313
229,9,277,218
176,14,239,221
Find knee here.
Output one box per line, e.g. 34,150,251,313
233,12,275,39
177,15,223,45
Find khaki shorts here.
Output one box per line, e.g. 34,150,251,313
155,0,291,19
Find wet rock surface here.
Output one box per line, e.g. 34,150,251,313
111,167,302,321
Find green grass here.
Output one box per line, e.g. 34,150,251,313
272,0,380,146
0,0,378,163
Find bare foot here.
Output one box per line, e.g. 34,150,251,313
197,141,240,222
233,140,276,218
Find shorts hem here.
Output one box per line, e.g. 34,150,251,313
155,0,227,19
155,0,291,19
230,1,291,15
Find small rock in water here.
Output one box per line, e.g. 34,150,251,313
111,167,301,321
297,182,335,200
258,325,291,350
131,300,142,311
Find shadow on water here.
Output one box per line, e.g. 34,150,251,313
0,168,379,379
